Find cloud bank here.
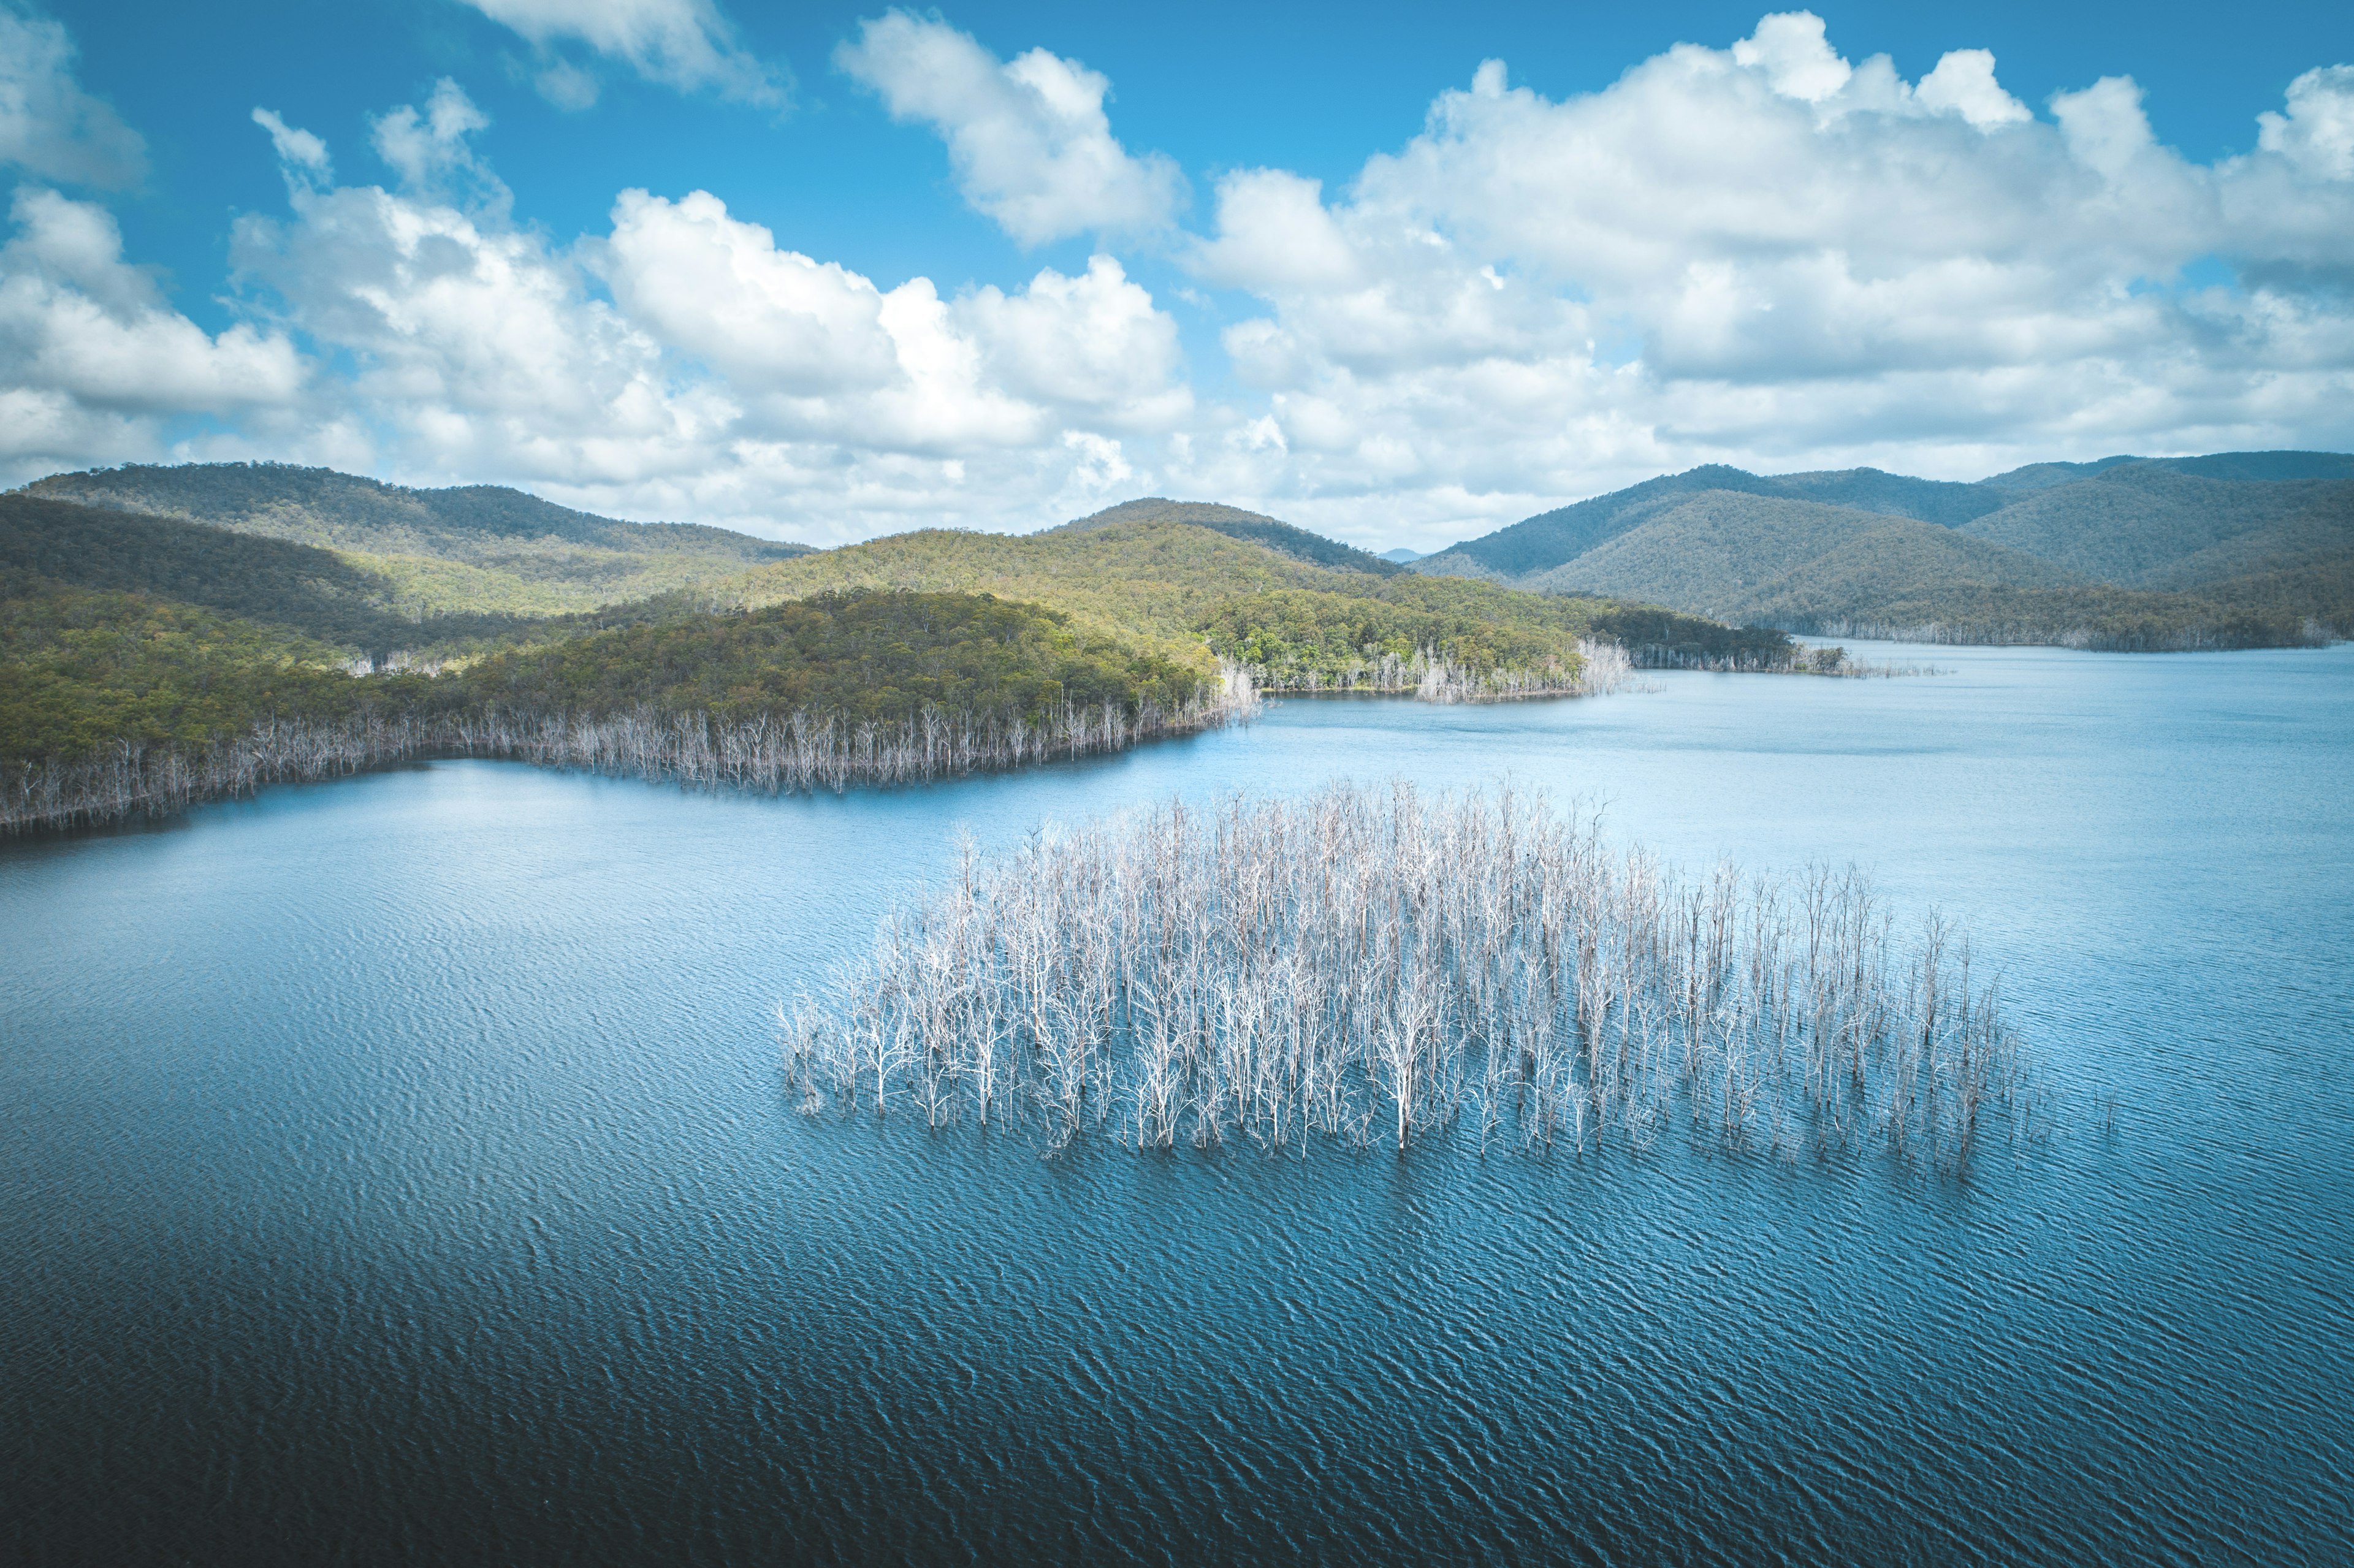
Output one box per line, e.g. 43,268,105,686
208,83,1189,539
2,10,2351,548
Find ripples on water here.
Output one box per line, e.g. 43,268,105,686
4,643,2350,1565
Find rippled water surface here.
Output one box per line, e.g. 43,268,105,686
6,643,2351,1565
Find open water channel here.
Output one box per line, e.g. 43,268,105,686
4,642,2350,1564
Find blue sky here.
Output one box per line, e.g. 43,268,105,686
6,1,2352,546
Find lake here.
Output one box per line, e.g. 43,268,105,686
5,642,2350,1565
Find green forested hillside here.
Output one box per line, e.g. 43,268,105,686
1510,492,2288,647
1,571,1240,831
738,517,1773,688
1417,463,2009,582
1195,588,1788,684
2139,451,2354,483
466,592,1205,729
0,570,424,766
1962,450,2354,492
2140,506,2353,592
1415,466,1775,579
1757,584,2309,650
1762,468,2011,525
1958,467,2354,585
0,493,546,653
1413,450,2353,646
1,577,1198,772
1524,493,2078,614
748,522,1370,666
1978,456,2144,492
20,462,810,617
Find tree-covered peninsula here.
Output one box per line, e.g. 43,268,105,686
1,466,1805,833
2,577,1248,831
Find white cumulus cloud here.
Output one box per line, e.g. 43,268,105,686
368,80,513,215
1730,11,1851,103
959,254,1190,428
0,188,304,471
2258,64,2354,181
0,4,144,186
1916,49,2032,129
251,107,331,185
196,94,1191,539
836,10,1185,245
600,187,902,397
455,0,782,108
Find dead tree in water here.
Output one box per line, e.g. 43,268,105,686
790,782,2035,1174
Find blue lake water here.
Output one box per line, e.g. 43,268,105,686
5,642,2350,1565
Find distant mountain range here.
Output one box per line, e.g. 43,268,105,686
17,454,2346,657
1409,451,2354,649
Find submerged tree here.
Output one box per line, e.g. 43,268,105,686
788,782,2037,1174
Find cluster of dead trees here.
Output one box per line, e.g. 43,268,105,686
2,714,444,832
465,675,1257,794
1246,639,1636,702
1412,639,1636,703
788,783,2034,1173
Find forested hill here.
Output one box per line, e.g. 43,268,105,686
1412,451,2354,648
741,517,1786,687
0,493,541,654
1053,498,1406,576
18,463,811,618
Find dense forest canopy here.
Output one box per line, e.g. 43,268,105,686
467,592,1208,731
23,462,811,558
0,494,543,653
737,517,1766,690
0,569,428,767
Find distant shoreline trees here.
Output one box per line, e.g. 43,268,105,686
0,688,1261,834
0,588,1260,833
